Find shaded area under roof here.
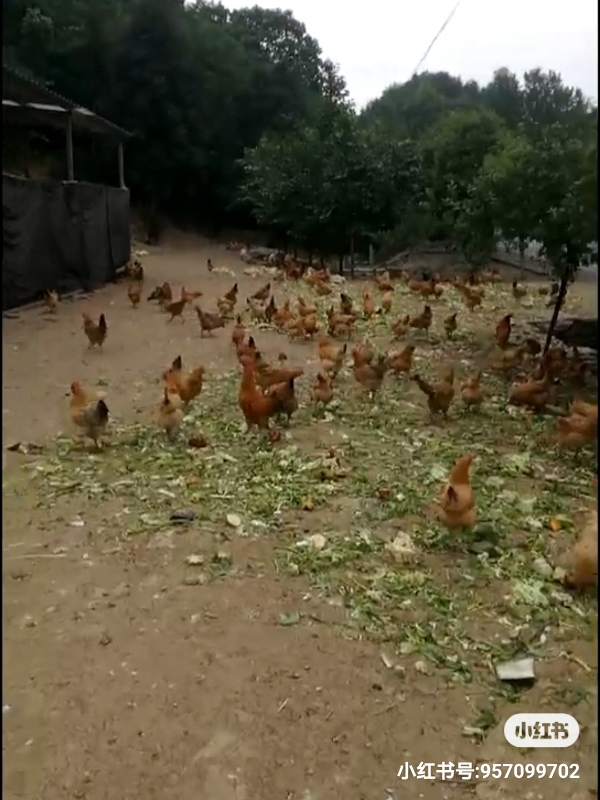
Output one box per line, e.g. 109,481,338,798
2,66,133,140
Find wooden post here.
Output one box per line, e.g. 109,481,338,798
66,113,74,181
117,141,126,188
543,268,569,355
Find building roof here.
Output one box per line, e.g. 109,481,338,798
2,66,133,140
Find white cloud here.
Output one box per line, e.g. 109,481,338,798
226,0,598,107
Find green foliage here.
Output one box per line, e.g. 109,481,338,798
2,0,597,259
241,106,425,258
3,0,348,225
480,124,597,274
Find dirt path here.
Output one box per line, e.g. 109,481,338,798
3,237,597,800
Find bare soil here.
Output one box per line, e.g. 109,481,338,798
3,234,597,800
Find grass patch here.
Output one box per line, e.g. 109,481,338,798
15,275,597,726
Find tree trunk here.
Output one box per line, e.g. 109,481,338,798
349,236,355,280
307,249,313,266
293,244,298,259
518,240,526,280
338,253,344,275
543,268,570,355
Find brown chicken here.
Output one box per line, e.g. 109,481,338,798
352,341,375,367
157,387,184,440
462,289,483,312
128,283,141,308
480,268,502,284
314,280,333,297
512,280,527,299
436,453,476,530
162,355,183,385
231,315,246,348
223,283,238,304
411,367,455,418
298,296,317,318
253,351,304,391
251,282,271,302
147,285,164,302
165,365,205,407
82,313,108,348
282,317,303,340
238,360,281,431
407,277,428,294
340,293,354,315
164,298,188,322
157,281,173,306
374,271,394,292
329,319,354,339
564,510,598,590
301,314,319,337
44,289,59,312
492,344,526,373
443,312,458,339
236,335,258,363
181,287,203,303
387,344,415,375
353,355,389,398
327,307,356,338
246,297,267,321
380,290,393,314
195,306,225,336
264,295,277,323
273,299,293,329
266,377,299,424
217,296,236,317
554,412,597,450
127,258,144,282
362,290,376,319
508,370,552,411
408,305,432,335
430,280,444,300
69,381,109,448
217,282,238,314
539,347,568,381
569,399,598,420
391,314,410,340
460,371,485,410
303,267,330,287
318,339,347,379
495,314,512,349
312,372,334,405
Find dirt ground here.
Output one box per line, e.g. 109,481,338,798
3,234,597,800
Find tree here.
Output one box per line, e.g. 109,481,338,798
361,72,480,138
421,107,506,251
480,68,524,128
522,69,593,131
241,105,425,267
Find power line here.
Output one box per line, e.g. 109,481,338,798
410,0,463,79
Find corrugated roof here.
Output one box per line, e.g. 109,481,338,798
2,66,133,140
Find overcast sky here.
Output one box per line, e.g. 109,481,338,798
227,0,598,108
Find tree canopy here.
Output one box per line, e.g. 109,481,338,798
3,0,597,268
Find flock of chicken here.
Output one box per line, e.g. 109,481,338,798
55,254,597,589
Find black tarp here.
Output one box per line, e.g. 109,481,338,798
2,175,130,310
